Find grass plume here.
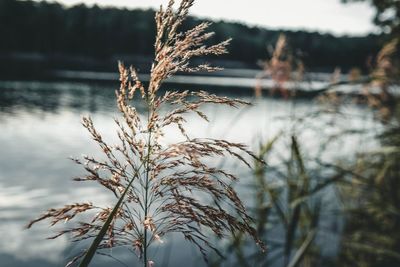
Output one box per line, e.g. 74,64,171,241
27,0,264,266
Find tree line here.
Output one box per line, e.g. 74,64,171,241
0,0,388,71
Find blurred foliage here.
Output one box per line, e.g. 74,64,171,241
0,0,386,71
364,38,400,120
342,0,400,35
251,135,325,267
337,117,400,267
335,31,400,266
255,34,305,98
210,130,347,267
212,20,400,266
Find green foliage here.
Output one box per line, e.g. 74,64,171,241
337,109,400,267
212,131,344,267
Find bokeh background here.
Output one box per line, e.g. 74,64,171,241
0,0,399,266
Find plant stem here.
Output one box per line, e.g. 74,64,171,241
143,97,154,267
78,167,142,267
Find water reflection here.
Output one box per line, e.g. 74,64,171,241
0,81,377,266
0,81,117,114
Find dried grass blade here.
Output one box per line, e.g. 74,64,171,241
78,174,137,267
286,229,317,267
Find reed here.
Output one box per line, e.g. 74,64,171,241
255,34,304,98
27,0,264,266
335,38,400,267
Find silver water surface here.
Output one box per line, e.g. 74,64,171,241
0,81,379,266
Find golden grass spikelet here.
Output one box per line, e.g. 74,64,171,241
28,0,265,266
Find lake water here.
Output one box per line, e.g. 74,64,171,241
0,80,380,267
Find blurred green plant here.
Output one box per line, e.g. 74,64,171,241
337,121,400,267
212,25,400,267
210,130,347,267
335,37,400,267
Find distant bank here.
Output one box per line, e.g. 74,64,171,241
0,0,387,79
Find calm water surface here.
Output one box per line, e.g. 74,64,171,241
0,81,379,267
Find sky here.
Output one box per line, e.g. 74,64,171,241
52,0,377,36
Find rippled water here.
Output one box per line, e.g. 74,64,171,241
0,81,379,267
